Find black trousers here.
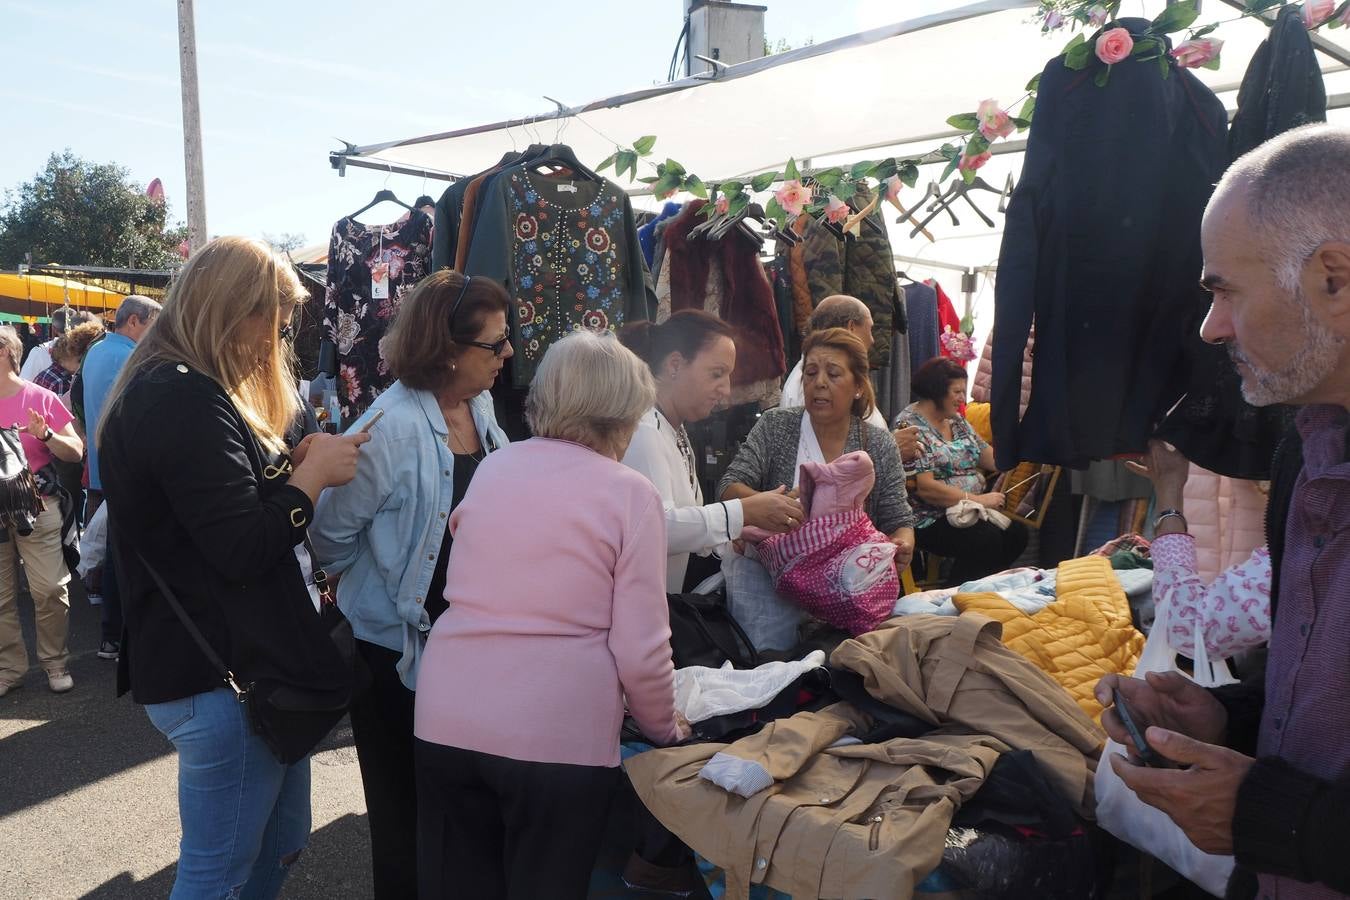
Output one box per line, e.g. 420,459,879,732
916,518,1030,586
348,640,418,900
415,739,620,900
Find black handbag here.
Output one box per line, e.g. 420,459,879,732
0,426,42,536
666,589,758,670
137,546,354,765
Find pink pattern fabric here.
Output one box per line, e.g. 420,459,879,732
1151,533,1271,660
753,452,899,635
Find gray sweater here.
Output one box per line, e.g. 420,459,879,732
718,407,916,535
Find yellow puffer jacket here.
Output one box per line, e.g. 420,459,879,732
952,556,1144,720
964,402,993,444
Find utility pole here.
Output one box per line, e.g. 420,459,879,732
177,0,208,255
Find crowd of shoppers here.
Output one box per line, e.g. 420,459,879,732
2,125,1348,900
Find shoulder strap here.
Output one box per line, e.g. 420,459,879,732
135,552,245,696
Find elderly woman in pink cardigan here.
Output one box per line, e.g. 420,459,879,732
413,330,688,900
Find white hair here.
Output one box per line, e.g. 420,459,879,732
1218,124,1350,291
526,328,656,451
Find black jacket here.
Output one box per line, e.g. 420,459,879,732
101,362,350,705
992,20,1227,470
1154,5,1322,480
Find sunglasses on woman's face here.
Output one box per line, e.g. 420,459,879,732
459,330,512,357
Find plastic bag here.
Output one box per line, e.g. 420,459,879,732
1094,596,1236,896
76,502,108,578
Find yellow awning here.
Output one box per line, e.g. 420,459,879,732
0,272,124,312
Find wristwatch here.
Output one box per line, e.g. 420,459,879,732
40,427,54,443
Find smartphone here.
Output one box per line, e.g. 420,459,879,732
1112,688,1175,768
357,408,385,434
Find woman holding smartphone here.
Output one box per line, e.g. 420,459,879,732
310,270,512,899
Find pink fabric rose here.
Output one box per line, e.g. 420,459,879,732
884,174,903,203
774,179,811,217
1087,5,1109,26
959,150,992,175
1172,37,1223,69
1044,9,1064,30
1095,27,1134,65
713,194,730,215
977,99,1014,141
1303,0,1335,28
824,195,850,225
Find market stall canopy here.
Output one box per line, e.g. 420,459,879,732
331,0,1350,188
0,272,123,317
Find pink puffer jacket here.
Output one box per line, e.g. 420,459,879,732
972,326,1034,419
1182,465,1268,583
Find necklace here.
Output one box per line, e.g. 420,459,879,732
656,408,698,497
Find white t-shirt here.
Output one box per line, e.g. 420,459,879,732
20,340,54,382
622,408,745,593
779,359,889,432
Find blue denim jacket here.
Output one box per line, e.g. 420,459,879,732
310,381,507,689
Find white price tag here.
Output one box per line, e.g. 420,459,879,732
371,261,390,299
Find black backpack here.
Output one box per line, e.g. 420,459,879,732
666,589,757,670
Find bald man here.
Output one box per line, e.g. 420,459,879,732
780,295,921,462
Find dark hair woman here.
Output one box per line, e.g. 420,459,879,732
310,269,512,899
619,311,804,592
897,356,1027,586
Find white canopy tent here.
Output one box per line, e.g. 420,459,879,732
331,0,1350,343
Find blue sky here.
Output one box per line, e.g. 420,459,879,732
1,0,963,253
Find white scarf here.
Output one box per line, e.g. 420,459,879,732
793,410,826,490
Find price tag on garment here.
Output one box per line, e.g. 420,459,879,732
370,261,390,299
557,184,578,194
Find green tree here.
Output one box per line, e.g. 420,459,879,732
0,150,188,270
262,232,307,255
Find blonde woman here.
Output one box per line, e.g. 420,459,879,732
414,330,687,900
98,237,369,900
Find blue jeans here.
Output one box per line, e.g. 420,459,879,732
145,688,311,900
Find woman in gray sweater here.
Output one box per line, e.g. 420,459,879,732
719,328,916,564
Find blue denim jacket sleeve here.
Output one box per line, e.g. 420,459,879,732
309,384,508,690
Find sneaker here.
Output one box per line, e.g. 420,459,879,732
0,678,20,698
46,670,74,693
97,640,120,660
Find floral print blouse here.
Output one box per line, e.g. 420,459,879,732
324,211,432,421
897,403,990,528
465,166,652,388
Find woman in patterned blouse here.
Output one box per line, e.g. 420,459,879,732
898,357,1027,586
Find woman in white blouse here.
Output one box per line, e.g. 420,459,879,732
620,311,805,593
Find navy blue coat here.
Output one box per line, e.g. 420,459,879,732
992,20,1228,470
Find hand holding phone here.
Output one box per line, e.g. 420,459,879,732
358,408,385,434
1112,688,1178,768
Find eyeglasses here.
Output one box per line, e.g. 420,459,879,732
449,274,512,357
278,323,295,342
459,330,512,357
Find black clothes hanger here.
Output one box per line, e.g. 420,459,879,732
909,178,997,237
347,188,413,221
529,144,601,181
895,182,943,226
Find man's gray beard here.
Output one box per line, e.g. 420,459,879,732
1228,288,1344,407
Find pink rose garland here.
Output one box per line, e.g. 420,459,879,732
976,99,1015,141
774,179,812,217
1172,38,1223,69
1095,27,1134,65
1303,0,1335,28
